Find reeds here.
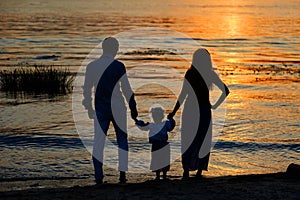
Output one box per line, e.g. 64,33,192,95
0,64,74,97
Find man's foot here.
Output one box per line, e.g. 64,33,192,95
119,171,127,184
119,179,127,184
95,179,103,185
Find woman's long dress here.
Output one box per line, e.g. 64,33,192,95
181,67,212,171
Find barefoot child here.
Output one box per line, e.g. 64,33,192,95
136,105,175,180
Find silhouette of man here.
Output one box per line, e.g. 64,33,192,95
82,37,138,184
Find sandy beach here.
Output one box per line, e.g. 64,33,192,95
0,171,299,200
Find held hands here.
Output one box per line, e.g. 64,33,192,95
135,120,149,127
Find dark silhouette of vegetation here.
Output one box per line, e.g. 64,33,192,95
0,64,74,97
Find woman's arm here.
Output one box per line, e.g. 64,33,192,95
168,79,188,118
211,71,230,110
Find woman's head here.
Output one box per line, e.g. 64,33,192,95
191,48,214,89
192,48,213,73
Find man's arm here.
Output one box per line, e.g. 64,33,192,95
120,66,138,120
82,64,94,119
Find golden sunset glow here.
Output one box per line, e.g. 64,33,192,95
0,1,299,197
225,14,241,37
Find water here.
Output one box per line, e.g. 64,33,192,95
0,0,299,179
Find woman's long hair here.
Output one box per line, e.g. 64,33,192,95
191,48,213,89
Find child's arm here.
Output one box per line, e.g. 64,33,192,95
166,117,176,132
135,120,150,131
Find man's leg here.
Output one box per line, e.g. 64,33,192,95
93,116,110,183
112,117,128,183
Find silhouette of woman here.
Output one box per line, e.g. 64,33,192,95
168,48,230,178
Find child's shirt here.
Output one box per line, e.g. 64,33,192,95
137,118,175,143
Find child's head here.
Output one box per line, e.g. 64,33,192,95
150,105,165,123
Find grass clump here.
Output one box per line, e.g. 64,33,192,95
0,64,74,97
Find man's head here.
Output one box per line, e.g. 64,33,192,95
102,37,119,56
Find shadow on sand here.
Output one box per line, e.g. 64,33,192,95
1,172,299,200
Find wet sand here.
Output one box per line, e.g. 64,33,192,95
0,172,299,200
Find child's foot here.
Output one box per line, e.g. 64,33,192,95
162,172,167,180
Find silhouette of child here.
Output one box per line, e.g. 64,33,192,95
136,105,175,180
